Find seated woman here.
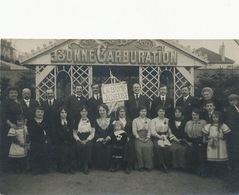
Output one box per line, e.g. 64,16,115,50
114,106,135,174
184,108,207,175
133,106,153,172
151,106,174,173
73,106,95,175
55,107,76,173
94,104,114,170
168,106,187,169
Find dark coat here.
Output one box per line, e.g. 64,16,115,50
87,96,103,120
40,99,62,121
168,118,187,140
125,94,150,120
27,118,51,144
151,96,174,119
19,98,39,120
94,117,114,140
63,95,88,120
176,95,200,121
54,118,74,145
115,117,133,140
41,99,62,144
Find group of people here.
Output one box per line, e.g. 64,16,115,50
0,83,239,177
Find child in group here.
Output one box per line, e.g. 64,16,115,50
202,100,216,123
109,121,127,172
202,111,231,176
7,114,29,173
27,106,50,174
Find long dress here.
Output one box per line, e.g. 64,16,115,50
1,99,23,171
184,119,207,170
27,118,51,173
151,117,173,168
133,117,153,169
55,119,76,172
168,118,187,168
73,117,95,167
203,123,231,161
94,116,114,169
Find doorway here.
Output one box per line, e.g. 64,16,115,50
93,65,139,97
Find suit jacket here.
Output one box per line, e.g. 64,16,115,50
63,95,88,120
87,96,103,121
225,105,239,132
150,96,174,119
125,94,150,120
41,99,62,121
176,95,200,121
19,98,39,120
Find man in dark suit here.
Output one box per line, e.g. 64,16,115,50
125,83,150,120
40,88,62,169
19,88,39,121
40,88,62,125
151,84,174,119
225,94,239,169
88,83,103,120
176,85,200,121
63,84,88,120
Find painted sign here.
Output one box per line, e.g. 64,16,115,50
50,40,178,66
101,83,129,103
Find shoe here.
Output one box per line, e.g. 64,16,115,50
125,168,131,174
145,168,152,172
83,163,89,175
160,165,168,173
139,168,144,172
111,164,120,172
124,164,132,174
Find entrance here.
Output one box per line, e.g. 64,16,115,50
93,66,139,96
56,70,71,102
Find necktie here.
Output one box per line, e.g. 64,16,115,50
136,94,139,108
25,100,30,107
49,100,52,106
162,96,165,104
136,94,139,101
184,97,187,102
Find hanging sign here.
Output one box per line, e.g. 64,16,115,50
101,83,129,103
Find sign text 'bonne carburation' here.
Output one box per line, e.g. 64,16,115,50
50,46,178,66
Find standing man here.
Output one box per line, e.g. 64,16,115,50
88,83,103,120
125,83,150,120
63,84,88,120
19,88,39,121
40,89,62,142
151,84,174,119
176,85,200,121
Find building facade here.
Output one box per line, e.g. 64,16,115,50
21,39,208,104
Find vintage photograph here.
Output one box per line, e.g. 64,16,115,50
1,39,239,194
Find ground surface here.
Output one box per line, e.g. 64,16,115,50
1,169,239,195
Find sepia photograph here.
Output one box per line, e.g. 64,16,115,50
1,1,239,194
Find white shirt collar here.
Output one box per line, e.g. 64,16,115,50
184,95,189,100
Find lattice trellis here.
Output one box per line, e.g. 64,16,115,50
139,66,160,101
36,65,56,101
174,68,191,101
139,66,193,104
71,65,92,98
139,66,174,101
36,65,92,101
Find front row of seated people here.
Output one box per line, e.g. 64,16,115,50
7,102,233,177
